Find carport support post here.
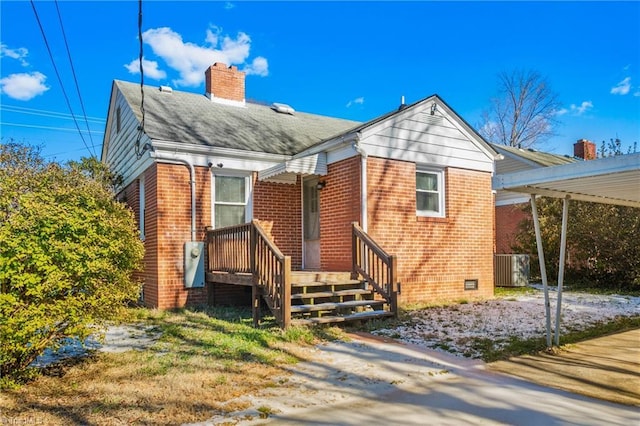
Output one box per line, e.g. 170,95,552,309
531,195,552,348
555,196,570,346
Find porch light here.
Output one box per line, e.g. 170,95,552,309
316,181,327,190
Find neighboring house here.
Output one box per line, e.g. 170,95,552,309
492,140,595,254
102,62,499,310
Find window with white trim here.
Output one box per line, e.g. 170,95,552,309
213,175,250,228
416,169,445,217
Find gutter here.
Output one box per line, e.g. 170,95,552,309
150,150,198,241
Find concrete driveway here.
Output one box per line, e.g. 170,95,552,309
206,331,639,426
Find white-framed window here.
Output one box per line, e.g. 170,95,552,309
139,175,145,240
212,174,252,228
416,169,445,217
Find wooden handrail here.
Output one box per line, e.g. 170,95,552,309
205,221,291,328
205,223,252,273
253,220,291,329
351,222,398,316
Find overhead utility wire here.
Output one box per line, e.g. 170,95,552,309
135,0,147,158
54,0,97,157
29,0,94,158
1,121,104,134
1,105,105,123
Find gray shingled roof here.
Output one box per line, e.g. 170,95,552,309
492,143,577,167
116,80,361,156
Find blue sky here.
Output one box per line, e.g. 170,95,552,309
1,1,639,162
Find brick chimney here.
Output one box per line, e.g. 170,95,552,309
574,139,596,160
205,63,245,106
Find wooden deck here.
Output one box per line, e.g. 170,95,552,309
205,221,399,328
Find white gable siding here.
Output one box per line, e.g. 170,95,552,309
359,110,494,173
495,190,531,206
103,87,153,189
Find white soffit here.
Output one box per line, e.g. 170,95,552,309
258,153,327,184
492,153,640,208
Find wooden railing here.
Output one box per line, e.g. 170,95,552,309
351,222,398,316
253,222,291,329
205,221,291,328
206,223,252,273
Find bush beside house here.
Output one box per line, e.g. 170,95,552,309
0,143,144,385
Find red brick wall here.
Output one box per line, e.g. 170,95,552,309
205,63,245,102
574,139,596,160
495,204,529,254
320,156,361,271
123,163,210,309
253,176,303,269
366,157,494,303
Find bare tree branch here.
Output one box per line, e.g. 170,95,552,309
479,69,562,148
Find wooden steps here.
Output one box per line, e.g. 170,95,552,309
292,310,394,326
291,299,386,313
288,271,392,326
291,288,371,300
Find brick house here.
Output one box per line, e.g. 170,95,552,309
102,63,499,312
493,140,596,254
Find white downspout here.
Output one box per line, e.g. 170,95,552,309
353,138,368,232
151,152,197,241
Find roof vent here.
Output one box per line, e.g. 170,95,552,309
527,148,536,152
272,102,295,115
159,85,173,93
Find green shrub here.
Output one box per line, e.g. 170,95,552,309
0,143,144,384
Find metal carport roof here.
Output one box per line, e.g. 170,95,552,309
492,152,640,347
493,152,640,208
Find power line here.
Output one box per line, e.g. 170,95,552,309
29,0,95,159
54,0,97,157
134,0,147,159
44,144,103,159
1,105,106,123
1,122,104,134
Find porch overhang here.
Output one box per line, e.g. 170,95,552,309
258,153,327,184
492,152,640,208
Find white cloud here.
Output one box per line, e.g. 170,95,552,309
205,26,221,46
244,56,268,76
570,101,593,115
224,2,235,10
0,43,29,66
610,77,631,95
346,97,365,108
140,26,268,87
124,57,167,80
555,101,593,117
0,72,49,100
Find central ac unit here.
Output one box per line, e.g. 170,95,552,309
494,254,529,287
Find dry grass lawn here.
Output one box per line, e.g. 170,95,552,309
0,307,342,425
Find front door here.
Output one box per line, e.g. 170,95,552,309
303,178,321,270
